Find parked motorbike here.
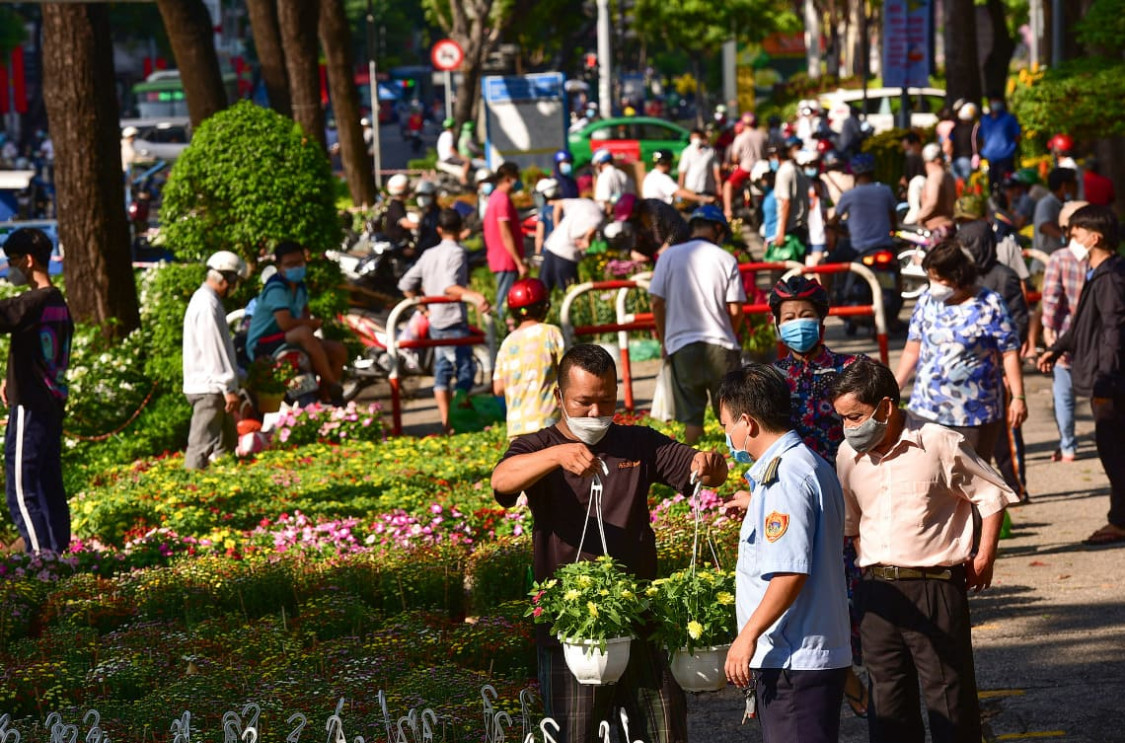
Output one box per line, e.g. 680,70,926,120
827,227,905,335
226,308,321,414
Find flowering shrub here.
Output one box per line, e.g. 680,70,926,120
527,556,647,649
273,401,386,447
647,566,737,655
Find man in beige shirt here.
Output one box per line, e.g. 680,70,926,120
831,358,1017,743
915,143,957,233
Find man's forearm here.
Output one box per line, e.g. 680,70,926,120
501,223,522,264
652,297,667,345
492,449,560,500
776,200,790,237
742,573,808,639
976,511,1004,565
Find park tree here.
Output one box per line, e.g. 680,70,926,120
41,3,139,338
246,0,293,116
320,0,376,206
278,0,327,150
945,0,983,104
155,0,227,127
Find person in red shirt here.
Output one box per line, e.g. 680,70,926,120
483,161,527,317
1083,157,1116,207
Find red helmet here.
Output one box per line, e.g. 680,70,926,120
1049,133,1073,154
816,137,834,154
507,278,549,311
768,275,829,320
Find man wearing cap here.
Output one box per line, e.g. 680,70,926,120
183,251,249,470
592,148,634,212
832,358,1018,743
0,228,73,554
648,206,745,445
677,129,721,200
120,126,139,175
829,154,897,257
642,149,714,206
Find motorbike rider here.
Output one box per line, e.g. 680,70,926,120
437,117,470,186
642,149,714,206
819,150,854,220
414,180,442,254
592,148,633,212
246,241,349,404
552,150,579,199
383,174,416,249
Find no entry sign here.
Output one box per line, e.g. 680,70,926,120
431,39,464,72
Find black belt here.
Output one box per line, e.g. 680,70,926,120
866,565,962,581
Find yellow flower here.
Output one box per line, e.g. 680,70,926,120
587,601,599,617
564,589,580,601
717,591,735,605
687,621,703,640
645,586,659,597
621,589,633,599
599,589,609,596
576,575,592,588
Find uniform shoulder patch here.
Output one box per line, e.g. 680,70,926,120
764,511,790,542
760,457,782,485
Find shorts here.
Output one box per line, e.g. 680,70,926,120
253,331,286,359
728,166,753,191
430,323,474,393
669,342,741,427
540,250,580,294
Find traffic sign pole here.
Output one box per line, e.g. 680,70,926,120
431,39,464,122
445,71,452,121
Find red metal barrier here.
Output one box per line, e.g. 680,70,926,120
384,296,495,436
560,278,654,411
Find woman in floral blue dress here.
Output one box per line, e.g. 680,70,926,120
895,239,1028,459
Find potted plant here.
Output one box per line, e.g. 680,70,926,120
247,357,293,413
647,566,737,692
526,556,647,685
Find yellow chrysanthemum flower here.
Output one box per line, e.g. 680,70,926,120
588,601,599,617
687,621,703,640
717,591,735,605
564,589,580,601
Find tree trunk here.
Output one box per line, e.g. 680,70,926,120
278,0,326,150
826,0,841,79
41,4,139,337
319,0,375,207
944,0,982,105
454,50,484,128
155,0,227,127
805,0,822,79
981,0,1015,99
246,0,292,117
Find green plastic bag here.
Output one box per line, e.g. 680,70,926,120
763,234,806,263
998,509,1013,540
449,392,506,434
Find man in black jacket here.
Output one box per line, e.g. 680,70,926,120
960,219,1031,500
1039,205,1125,545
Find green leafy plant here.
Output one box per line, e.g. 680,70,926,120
647,566,737,655
526,556,647,649
159,100,341,264
246,356,295,396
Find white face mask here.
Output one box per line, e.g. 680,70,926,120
562,406,613,446
928,281,955,302
1067,238,1090,263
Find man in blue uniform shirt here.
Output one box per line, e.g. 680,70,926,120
719,363,851,743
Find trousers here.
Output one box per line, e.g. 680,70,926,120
5,404,68,553
185,393,235,470
1092,395,1125,527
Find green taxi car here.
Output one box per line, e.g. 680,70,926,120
567,116,691,170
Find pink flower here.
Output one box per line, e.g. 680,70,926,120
533,606,543,617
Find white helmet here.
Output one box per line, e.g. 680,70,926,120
474,167,493,184
387,173,410,196
958,102,978,121
750,159,772,182
206,250,249,280
121,126,139,138
922,142,944,162
415,179,437,195
535,178,560,200
795,150,819,166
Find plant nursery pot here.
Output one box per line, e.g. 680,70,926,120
256,392,285,414
671,643,731,693
561,636,633,685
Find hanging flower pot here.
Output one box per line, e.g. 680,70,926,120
561,636,633,685
671,643,731,692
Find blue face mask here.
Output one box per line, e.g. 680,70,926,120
725,422,754,465
480,182,494,196
778,318,822,354
512,179,524,193
803,167,819,178
559,162,573,176
769,159,780,172
283,265,307,283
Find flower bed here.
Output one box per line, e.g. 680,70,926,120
1,414,745,739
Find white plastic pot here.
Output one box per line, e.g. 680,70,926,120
670,643,731,693
561,636,633,685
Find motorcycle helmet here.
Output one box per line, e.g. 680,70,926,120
474,167,494,185
507,278,550,319
535,178,561,202
415,180,438,196
795,150,820,166
688,204,729,239
442,117,456,129
553,149,574,164
850,153,876,175
1049,133,1074,154
387,174,410,196
612,193,638,222
592,148,614,166
822,149,842,170
957,102,978,121
922,143,944,162
652,149,675,166
461,121,475,132
768,275,830,320
206,250,250,282
121,126,139,139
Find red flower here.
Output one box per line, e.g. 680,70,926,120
533,590,545,604
533,607,543,617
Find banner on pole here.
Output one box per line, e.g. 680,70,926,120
882,0,931,89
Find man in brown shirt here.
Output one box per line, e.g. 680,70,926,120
493,344,728,743
915,143,957,233
831,359,1016,743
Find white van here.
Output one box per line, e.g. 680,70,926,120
820,87,947,134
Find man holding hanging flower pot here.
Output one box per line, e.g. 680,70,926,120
493,344,728,743
718,363,851,743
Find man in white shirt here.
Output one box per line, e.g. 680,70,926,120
592,148,634,211
436,117,470,185
649,205,746,444
541,197,604,292
182,251,249,470
677,128,721,198
642,149,714,206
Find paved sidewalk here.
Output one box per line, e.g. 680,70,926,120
392,318,1124,743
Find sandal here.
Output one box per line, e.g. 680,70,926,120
844,687,869,718
1083,524,1125,546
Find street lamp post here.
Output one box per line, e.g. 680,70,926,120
366,0,382,190
596,0,612,119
